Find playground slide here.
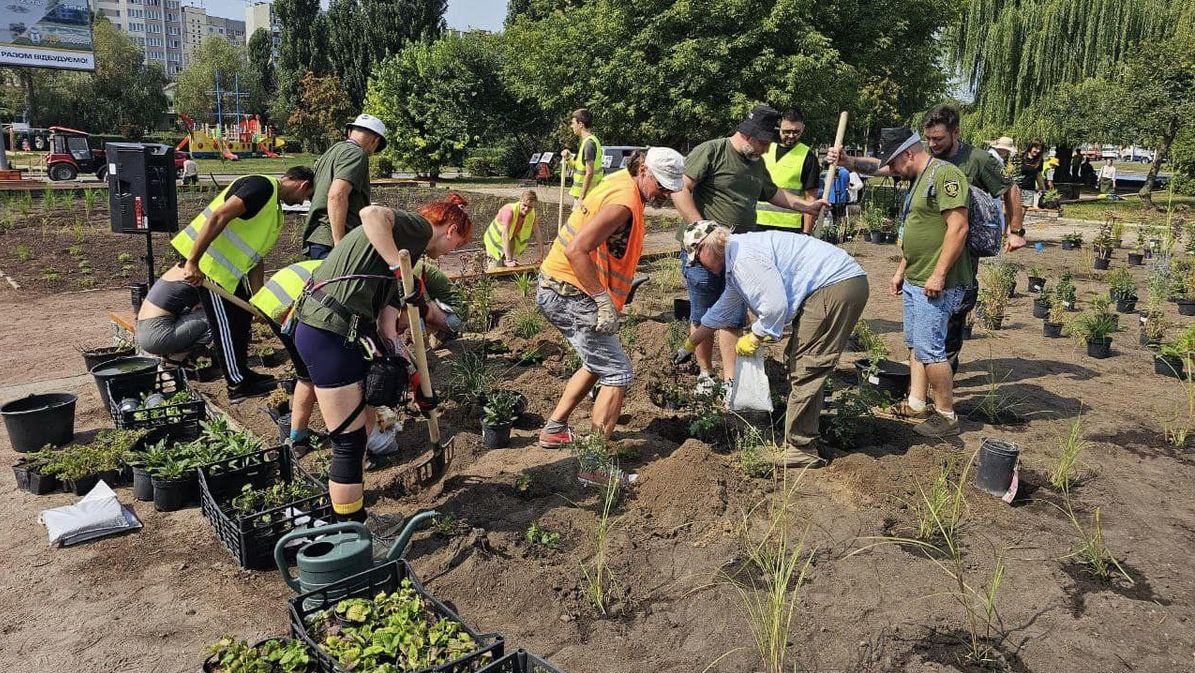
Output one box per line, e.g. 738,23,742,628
176,136,190,152
257,142,278,158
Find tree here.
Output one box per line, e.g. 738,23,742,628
248,28,276,112
175,38,265,123
273,0,329,125
326,0,447,109
287,71,353,153
366,33,521,177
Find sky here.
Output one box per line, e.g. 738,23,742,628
197,0,507,31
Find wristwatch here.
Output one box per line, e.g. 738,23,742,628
1010,228,1026,237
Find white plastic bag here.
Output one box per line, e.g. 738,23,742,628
39,480,142,546
728,351,773,413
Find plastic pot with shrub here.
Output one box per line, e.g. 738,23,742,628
1069,297,1120,360
481,390,520,449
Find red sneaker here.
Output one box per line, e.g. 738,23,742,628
538,427,575,449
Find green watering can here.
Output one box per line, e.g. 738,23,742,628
275,510,437,605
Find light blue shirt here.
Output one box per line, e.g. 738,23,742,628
701,231,866,339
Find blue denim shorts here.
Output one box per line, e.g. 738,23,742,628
537,286,633,387
903,283,966,364
680,251,746,327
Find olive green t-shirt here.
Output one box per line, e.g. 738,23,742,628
901,159,973,289
950,142,1012,198
296,209,431,337
303,140,371,252
677,137,779,240
414,260,457,307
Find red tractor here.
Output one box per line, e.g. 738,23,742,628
45,127,186,181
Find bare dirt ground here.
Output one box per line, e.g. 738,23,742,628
1,191,1194,673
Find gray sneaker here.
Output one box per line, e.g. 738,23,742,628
913,412,961,438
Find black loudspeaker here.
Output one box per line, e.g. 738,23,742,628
106,142,179,234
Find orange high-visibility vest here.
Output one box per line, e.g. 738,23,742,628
540,170,645,311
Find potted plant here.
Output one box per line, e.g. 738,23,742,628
1140,303,1167,349
977,265,1011,329
1043,295,1066,338
1172,259,1195,316
1033,293,1051,319
1069,296,1120,359
1128,229,1146,266
997,260,1018,298
147,450,199,512
1156,325,1194,379
203,636,312,673
1061,232,1082,250
1092,226,1115,268
264,388,291,419
192,355,221,382
1106,267,1138,313
862,207,886,243
1039,188,1061,209
1056,272,1078,310
481,390,520,449
852,323,909,399
1026,266,1046,293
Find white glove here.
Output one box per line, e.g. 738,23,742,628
592,290,619,335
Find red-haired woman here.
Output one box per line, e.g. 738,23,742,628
291,194,474,522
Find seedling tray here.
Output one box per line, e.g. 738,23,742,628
107,368,206,431
477,650,566,673
289,560,504,673
198,445,333,569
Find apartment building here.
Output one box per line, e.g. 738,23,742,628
244,0,281,58
93,0,244,78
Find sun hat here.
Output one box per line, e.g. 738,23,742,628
875,127,921,169
346,113,388,151
682,220,730,266
989,136,1018,155
644,147,685,192
736,105,781,144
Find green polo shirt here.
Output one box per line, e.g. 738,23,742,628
950,142,1012,198
303,140,371,253
902,160,973,289
677,137,779,240
296,210,431,337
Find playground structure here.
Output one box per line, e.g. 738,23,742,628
175,72,283,161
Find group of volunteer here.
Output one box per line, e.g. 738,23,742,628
136,99,1028,521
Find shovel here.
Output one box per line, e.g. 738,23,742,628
397,250,451,480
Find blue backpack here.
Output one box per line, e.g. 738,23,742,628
905,160,1005,258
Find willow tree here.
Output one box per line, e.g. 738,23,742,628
951,0,1193,183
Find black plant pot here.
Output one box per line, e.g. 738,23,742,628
1179,300,1195,317
883,232,897,243
1140,328,1161,348
28,470,60,495
981,313,1005,330
1086,337,1113,359
130,283,148,315
131,465,154,501
1127,253,1144,266
1061,240,1079,250
1155,354,1185,379
868,231,884,244
1032,299,1050,319
672,298,691,322
64,473,99,496
12,461,32,491
1115,298,1138,314
481,422,513,449
853,358,911,400
1093,257,1110,271
1027,277,1046,293
1043,321,1064,338
97,468,120,486
194,365,221,382
151,473,197,512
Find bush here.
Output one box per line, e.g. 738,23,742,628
369,154,395,180
463,152,500,178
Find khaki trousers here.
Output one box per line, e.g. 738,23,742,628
783,275,869,450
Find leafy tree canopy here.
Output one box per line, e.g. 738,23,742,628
174,37,265,123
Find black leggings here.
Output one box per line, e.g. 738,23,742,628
945,286,978,373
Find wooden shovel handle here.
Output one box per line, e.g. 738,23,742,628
822,111,850,197
398,250,440,445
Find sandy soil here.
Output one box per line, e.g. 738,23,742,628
1,199,1194,673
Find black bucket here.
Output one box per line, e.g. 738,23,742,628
90,356,159,410
481,422,513,449
975,438,1020,497
853,358,911,400
672,298,691,322
1,393,77,452
81,345,135,372
131,465,154,501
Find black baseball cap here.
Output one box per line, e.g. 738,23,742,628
737,105,781,144
875,127,921,168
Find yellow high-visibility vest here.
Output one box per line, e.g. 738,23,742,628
483,202,537,261
569,133,605,198
171,176,284,292
756,143,811,230
250,260,321,323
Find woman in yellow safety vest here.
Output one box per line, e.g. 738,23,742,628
536,147,683,460
484,190,542,268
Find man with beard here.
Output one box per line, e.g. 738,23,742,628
829,104,1026,370
671,105,830,396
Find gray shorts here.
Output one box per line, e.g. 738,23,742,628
135,312,211,357
536,285,632,387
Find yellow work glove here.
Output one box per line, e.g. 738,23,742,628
735,333,762,357
673,338,697,366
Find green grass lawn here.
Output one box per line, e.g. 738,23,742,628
193,154,319,175
1062,192,1195,227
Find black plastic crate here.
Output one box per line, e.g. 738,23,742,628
477,650,566,673
107,367,206,430
198,445,332,569
289,560,504,673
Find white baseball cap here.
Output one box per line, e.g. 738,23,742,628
644,146,684,192
347,113,388,151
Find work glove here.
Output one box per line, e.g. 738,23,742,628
735,333,762,357
592,290,620,335
672,338,697,366
409,371,440,416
